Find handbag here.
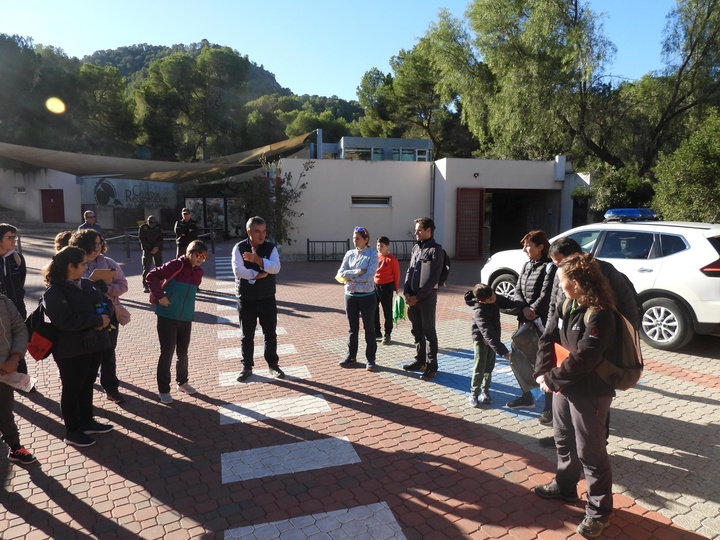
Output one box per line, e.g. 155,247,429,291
149,266,183,305
509,323,540,393
25,300,56,361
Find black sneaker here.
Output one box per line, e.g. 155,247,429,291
268,366,285,379
143,286,150,293
83,420,113,434
64,431,97,447
338,357,357,367
402,360,426,371
8,446,37,464
420,364,438,381
506,395,535,409
237,368,253,382
576,515,610,538
533,482,579,503
106,390,126,404
539,436,556,448
538,410,553,425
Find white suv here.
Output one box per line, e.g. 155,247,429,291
480,221,720,350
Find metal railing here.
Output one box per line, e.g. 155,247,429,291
107,230,218,259
306,239,416,262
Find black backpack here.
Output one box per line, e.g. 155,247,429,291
439,249,451,287
562,299,643,390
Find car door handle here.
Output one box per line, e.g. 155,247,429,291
637,268,654,273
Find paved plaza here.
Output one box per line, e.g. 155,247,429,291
1,231,719,539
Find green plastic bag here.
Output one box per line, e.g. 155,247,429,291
393,294,406,324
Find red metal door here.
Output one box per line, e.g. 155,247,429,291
41,190,65,223
455,188,484,259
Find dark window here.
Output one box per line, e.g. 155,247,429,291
660,234,688,257
597,231,654,259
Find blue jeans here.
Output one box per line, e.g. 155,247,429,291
345,293,377,361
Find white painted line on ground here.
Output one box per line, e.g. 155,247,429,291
219,394,330,425
218,366,311,386
219,344,297,359
223,501,407,539
217,328,287,339
221,436,360,483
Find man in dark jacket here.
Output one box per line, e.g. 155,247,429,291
403,217,444,381
139,216,164,293
232,216,283,382
0,224,28,376
174,208,199,259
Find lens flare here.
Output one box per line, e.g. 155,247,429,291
45,97,66,114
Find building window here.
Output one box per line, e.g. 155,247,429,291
417,149,430,161
351,196,391,207
372,148,384,161
15,187,26,194
344,148,371,160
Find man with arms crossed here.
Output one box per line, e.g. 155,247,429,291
232,217,283,382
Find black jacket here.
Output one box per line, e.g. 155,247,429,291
404,238,444,301
464,290,511,356
0,250,26,318
513,258,556,325
536,300,616,397
174,219,199,247
139,223,165,252
43,279,114,360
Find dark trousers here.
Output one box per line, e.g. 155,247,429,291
156,316,192,393
176,245,188,259
345,293,377,362
142,251,163,286
554,392,613,519
0,381,19,448
407,291,438,364
238,297,278,369
99,326,120,393
471,341,495,395
55,352,102,433
374,282,395,337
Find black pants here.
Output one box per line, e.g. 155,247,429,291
0,381,19,448
407,290,438,364
142,251,163,286
55,352,103,433
99,326,120,393
374,282,394,337
156,316,192,393
238,297,278,369
345,293,377,362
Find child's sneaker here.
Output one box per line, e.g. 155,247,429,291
8,446,37,464
479,390,492,404
468,394,479,407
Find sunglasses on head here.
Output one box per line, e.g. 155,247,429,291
354,227,366,233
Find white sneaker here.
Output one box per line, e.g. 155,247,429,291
158,392,173,404
177,383,197,395
468,394,479,407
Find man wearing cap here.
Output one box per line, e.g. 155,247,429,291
138,216,164,293
78,210,104,235
174,208,199,259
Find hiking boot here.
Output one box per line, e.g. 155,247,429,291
506,394,535,409
268,366,285,379
177,382,197,394
366,361,377,372
539,436,556,448
468,394,479,407
576,515,610,538
479,390,492,404
533,482,579,503
420,364,438,381
8,446,37,464
106,389,126,404
83,420,113,434
64,431,96,447
382,334,391,345
538,410,553,425
403,360,426,371
339,357,357,368
237,368,253,381
375,333,383,341
158,392,173,404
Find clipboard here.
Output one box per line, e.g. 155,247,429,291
88,268,116,282
554,343,570,367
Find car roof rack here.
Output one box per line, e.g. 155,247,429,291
603,208,658,223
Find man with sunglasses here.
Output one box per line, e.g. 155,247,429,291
403,217,445,380
0,224,29,377
78,210,104,236
232,216,283,382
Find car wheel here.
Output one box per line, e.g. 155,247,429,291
640,298,694,351
490,273,517,299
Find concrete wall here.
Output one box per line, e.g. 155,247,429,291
0,168,81,224
280,158,433,256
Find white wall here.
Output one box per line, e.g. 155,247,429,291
280,159,433,256
0,168,81,224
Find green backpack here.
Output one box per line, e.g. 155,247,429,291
562,299,643,390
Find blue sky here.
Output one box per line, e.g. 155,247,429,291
2,0,676,101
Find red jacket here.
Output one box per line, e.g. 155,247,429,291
374,252,400,290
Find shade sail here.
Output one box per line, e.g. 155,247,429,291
0,132,314,182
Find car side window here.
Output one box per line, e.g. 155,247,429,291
597,231,654,259
660,234,688,257
566,231,601,254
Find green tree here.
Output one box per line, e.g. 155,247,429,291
653,109,720,221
